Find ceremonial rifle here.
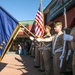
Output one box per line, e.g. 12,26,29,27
60,7,67,68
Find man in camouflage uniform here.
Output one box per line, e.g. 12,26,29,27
42,25,52,75
38,25,52,74
30,42,35,57
29,37,40,68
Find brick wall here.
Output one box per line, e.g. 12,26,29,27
47,7,75,28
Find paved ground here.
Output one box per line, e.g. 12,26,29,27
0,53,73,75
0,54,43,75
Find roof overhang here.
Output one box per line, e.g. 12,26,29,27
43,0,56,14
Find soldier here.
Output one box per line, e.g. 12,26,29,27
29,36,40,68
38,25,52,73
70,26,75,75
30,42,35,57
64,28,72,74
34,41,41,68
42,25,52,75
39,43,45,72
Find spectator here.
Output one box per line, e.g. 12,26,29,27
23,42,27,55
18,44,22,55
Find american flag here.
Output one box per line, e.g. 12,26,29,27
35,3,44,38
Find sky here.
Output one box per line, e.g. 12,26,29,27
0,0,51,21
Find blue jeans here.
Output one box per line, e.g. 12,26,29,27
18,50,22,55
23,50,27,55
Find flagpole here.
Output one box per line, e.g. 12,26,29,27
23,29,51,50
20,1,50,51
40,0,44,33
19,23,36,37
40,0,43,12
20,23,51,51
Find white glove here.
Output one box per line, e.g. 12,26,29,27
36,38,42,42
29,36,34,41
66,49,71,61
67,49,71,56
59,55,64,60
63,34,73,41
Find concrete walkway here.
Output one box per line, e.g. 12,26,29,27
0,54,43,75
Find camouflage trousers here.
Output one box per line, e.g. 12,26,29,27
35,46,40,66
42,50,53,75
53,52,61,75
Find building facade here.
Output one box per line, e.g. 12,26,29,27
44,0,75,34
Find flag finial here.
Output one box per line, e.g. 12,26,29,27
40,0,43,3
64,7,66,15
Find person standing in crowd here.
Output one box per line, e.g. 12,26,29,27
27,42,31,54
18,43,22,55
23,42,27,55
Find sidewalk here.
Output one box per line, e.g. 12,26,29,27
0,54,43,75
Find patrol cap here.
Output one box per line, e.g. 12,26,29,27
45,25,51,30
54,21,62,26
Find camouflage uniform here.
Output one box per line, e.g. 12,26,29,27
52,32,64,75
41,35,52,75
30,42,35,57
34,42,41,67
39,25,52,72
39,48,45,71
70,26,75,75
